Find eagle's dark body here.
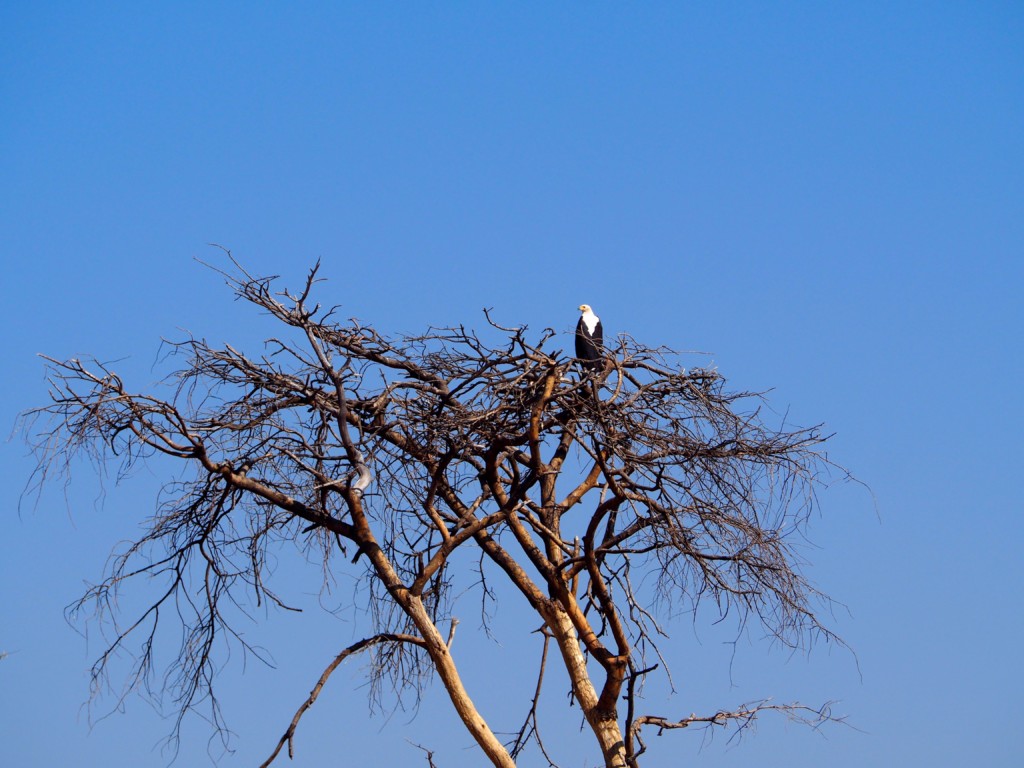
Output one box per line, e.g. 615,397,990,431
575,304,604,368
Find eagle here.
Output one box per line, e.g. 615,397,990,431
575,304,604,368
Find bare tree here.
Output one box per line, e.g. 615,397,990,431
25,258,846,767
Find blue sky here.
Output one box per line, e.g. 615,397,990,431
2,3,1022,766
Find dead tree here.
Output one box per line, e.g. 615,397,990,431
25,259,845,767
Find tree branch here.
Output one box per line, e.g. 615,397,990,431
260,633,426,768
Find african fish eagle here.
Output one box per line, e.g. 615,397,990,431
575,304,604,368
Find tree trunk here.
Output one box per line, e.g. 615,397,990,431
544,602,627,768
403,595,517,768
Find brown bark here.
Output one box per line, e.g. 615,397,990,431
403,595,516,768
544,600,627,768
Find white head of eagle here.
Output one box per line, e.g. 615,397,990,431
575,304,604,366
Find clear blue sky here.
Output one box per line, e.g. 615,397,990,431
2,3,1022,766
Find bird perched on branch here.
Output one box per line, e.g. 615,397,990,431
575,304,604,369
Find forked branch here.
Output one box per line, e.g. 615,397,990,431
626,699,844,766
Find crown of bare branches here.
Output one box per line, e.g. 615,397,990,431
24,258,845,766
